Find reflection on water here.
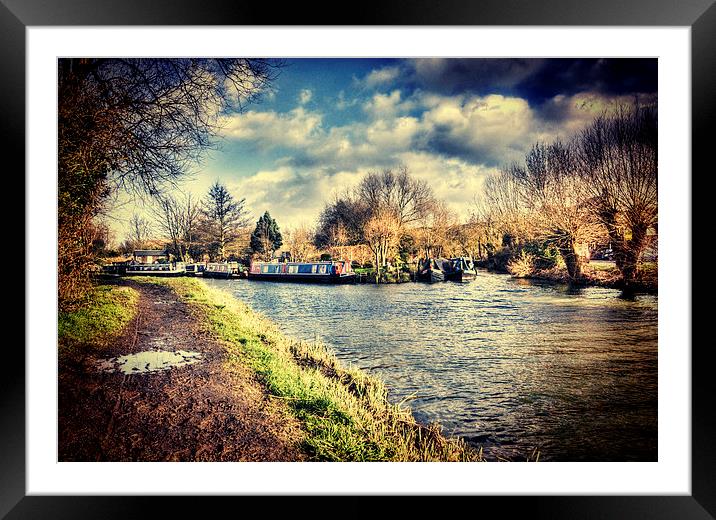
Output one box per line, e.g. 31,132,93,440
206,271,657,461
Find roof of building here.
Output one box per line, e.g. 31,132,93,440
133,249,167,256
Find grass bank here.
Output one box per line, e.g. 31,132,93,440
58,284,139,358
137,276,481,461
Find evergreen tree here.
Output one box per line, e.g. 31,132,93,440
250,211,283,260
201,182,250,260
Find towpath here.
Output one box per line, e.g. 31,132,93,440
58,280,305,461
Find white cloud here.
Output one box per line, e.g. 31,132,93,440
361,65,402,88
220,107,322,148
362,90,415,120
298,88,313,105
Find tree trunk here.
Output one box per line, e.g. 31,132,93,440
622,223,649,285
374,250,380,284
558,237,582,281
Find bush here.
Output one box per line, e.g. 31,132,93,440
507,250,536,278
522,242,559,270
486,248,513,273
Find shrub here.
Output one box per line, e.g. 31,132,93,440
507,250,536,278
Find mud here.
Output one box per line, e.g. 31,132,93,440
58,280,306,461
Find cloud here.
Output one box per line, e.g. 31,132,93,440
219,89,619,171
223,166,367,227
409,58,543,94
336,90,359,110
208,85,654,227
361,65,402,88
362,90,415,120
396,151,498,218
298,88,313,105
401,58,657,104
220,107,322,149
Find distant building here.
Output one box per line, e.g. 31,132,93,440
133,249,168,264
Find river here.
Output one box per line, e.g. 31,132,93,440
205,270,657,461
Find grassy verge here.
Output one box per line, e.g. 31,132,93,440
58,284,139,357
138,276,481,462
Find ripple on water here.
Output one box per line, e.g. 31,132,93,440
205,272,657,461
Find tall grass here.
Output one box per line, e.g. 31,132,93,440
146,277,481,462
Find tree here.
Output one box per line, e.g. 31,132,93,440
151,193,201,261
509,141,604,280
250,212,283,260
356,166,434,226
200,182,250,260
575,104,657,284
58,58,280,307
126,213,153,249
314,195,368,251
363,209,402,282
285,224,317,262
414,200,457,259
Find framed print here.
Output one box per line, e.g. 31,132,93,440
6,0,712,517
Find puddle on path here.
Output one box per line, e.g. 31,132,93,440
95,350,203,374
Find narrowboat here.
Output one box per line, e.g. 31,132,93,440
447,257,477,281
100,262,128,276
203,262,241,279
125,262,186,276
248,260,355,284
184,262,207,276
417,258,447,283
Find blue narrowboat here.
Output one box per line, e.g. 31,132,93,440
248,261,355,284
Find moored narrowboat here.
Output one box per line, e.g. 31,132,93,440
447,257,477,282
248,260,355,284
416,258,449,283
184,263,207,276
125,262,186,276
203,262,241,279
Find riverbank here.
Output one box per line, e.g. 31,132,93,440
476,258,658,294
58,278,480,461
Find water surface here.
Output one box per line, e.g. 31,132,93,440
206,271,657,461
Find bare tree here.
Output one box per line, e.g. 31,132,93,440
314,195,368,251
126,213,153,249
201,182,251,260
480,168,531,249
364,208,402,282
575,104,657,283
285,224,317,262
356,166,434,226
151,193,201,261
414,200,457,259
509,141,604,280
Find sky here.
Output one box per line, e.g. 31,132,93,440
106,58,657,242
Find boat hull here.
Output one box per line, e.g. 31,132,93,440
202,271,234,279
417,269,445,283
248,273,356,284
445,269,477,282
125,269,186,277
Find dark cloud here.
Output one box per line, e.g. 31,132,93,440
517,58,657,103
404,58,657,105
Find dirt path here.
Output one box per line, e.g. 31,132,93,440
58,280,306,461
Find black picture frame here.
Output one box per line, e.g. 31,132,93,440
5,0,711,516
